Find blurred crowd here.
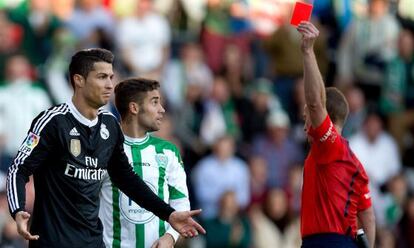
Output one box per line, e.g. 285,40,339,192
0,0,413,247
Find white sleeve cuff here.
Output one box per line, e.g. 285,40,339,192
166,227,180,243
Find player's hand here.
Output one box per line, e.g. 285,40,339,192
15,211,39,241
297,21,320,53
168,209,206,238
151,233,175,248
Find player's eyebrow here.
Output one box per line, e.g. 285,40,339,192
96,72,112,75
96,72,114,78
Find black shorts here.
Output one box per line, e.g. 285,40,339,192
301,233,357,248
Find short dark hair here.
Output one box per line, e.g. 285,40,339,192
326,87,349,126
68,48,114,88
114,78,160,119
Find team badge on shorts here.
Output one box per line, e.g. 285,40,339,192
70,139,81,157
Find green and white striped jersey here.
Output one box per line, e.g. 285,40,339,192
99,135,190,248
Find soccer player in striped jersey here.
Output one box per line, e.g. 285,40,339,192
99,78,190,248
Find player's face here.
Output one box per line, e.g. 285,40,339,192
83,62,114,108
138,90,165,132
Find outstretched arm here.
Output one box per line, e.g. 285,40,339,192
298,22,328,128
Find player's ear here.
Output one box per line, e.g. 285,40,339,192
73,74,85,88
129,102,139,115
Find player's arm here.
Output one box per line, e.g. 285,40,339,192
298,21,328,128
107,132,175,221
357,183,375,248
358,206,375,248
107,127,205,237
7,111,58,240
163,146,191,244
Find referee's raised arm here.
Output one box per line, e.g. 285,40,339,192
297,21,328,128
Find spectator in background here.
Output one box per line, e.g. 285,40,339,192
44,27,76,104
397,0,414,30
5,0,61,66
337,0,399,102
173,77,207,207
241,78,281,144
290,78,308,147
252,110,304,188
204,191,251,248
396,193,414,248
377,228,396,248
350,110,402,226
173,76,207,168
342,86,366,138
222,42,250,98
116,0,170,80
66,0,114,49
248,0,285,78
382,174,408,228
0,54,51,172
285,164,303,215
248,155,269,208
200,76,240,146
381,28,414,150
193,135,250,219
249,188,301,248
162,41,213,112
0,11,22,81
155,0,206,49
201,0,252,74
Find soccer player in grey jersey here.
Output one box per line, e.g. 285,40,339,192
6,48,205,248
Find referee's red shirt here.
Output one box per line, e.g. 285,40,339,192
301,115,371,238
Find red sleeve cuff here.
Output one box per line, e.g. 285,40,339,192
358,191,372,211
308,115,333,142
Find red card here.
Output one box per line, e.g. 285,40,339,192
290,2,313,27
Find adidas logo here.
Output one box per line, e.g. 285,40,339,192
70,127,80,136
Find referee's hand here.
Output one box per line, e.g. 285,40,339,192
168,209,206,238
15,211,39,241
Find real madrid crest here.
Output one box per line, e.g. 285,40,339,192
70,139,81,157
100,124,110,140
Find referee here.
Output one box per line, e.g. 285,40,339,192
297,22,376,248
6,48,205,248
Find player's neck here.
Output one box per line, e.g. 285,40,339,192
71,95,98,120
335,124,342,135
121,120,147,139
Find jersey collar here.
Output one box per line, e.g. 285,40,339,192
124,134,150,145
67,100,99,127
